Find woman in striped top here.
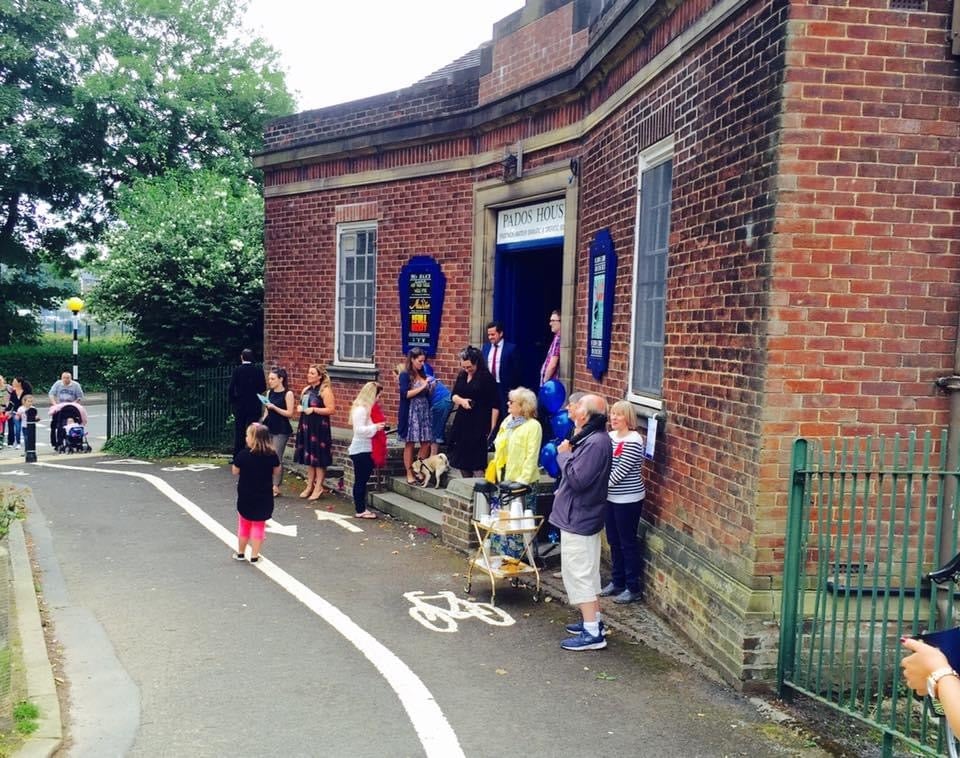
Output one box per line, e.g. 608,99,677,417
600,400,646,604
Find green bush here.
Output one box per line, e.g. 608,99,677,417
0,336,130,392
101,415,192,458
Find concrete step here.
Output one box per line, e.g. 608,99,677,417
387,477,448,510
369,491,443,534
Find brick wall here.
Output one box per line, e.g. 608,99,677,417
263,80,480,153
479,3,589,104
264,172,482,429
758,0,960,580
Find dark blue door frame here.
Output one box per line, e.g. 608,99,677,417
493,241,563,391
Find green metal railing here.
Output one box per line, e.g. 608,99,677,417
106,365,233,450
779,432,960,756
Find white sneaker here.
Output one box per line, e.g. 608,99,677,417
14,444,19,450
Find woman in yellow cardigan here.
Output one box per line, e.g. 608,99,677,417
491,386,543,559
493,386,542,489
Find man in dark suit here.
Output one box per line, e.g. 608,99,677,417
228,348,267,461
483,321,520,435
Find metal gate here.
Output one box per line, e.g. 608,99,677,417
106,365,233,450
778,433,960,756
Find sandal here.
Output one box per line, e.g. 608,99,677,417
307,485,325,501
355,511,377,519
273,486,281,497
299,485,314,498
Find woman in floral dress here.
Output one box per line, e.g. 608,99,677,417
399,348,433,484
294,364,335,500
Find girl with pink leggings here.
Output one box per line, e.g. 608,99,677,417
231,423,280,563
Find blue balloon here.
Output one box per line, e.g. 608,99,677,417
550,410,573,440
423,362,434,377
538,380,566,415
539,442,560,478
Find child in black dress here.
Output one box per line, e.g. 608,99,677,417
231,423,280,563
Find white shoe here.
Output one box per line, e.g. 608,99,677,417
14,444,19,450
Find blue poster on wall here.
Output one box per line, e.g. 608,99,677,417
586,229,616,381
399,256,446,356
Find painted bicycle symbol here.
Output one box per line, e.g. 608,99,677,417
404,590,515,633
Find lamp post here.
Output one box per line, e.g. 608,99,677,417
65,297,84,380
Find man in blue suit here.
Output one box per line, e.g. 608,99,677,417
483,321,520,435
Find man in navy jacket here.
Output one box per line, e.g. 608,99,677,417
550,394,612,651
482,321,519,433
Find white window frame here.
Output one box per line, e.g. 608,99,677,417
334,222,377,368
627,136,674,409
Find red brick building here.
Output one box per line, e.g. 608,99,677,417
256,0,960,687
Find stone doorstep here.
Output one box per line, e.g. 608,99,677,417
369,491,442,532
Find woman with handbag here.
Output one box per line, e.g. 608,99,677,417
293,364,335,500
348,381,385,519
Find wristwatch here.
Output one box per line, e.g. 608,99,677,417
927,666,959,699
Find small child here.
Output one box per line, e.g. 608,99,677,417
15,395,33,426
230,423,280,563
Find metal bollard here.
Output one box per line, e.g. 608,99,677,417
24,407,37,463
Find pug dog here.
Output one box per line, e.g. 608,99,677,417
411,453,449,488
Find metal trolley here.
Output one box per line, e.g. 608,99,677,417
464,481,544,605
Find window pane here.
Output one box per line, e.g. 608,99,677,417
337,225,377,363
631,159,672,397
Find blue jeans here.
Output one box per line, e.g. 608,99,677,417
350,452,374,514
431,398,453,443
604,500,643,592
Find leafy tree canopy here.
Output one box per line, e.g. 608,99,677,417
90,169,266,380
0,0,294,344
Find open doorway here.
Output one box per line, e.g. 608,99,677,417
493,243,563,390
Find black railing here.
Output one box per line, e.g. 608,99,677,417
106,365,234,450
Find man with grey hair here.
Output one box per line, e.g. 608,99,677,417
550,393,612,650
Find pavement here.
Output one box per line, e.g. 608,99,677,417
0,432,846,756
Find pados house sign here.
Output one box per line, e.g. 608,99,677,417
496,198,565,248
398,255,446,356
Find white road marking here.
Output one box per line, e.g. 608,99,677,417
99,459,153,465
265,518,297,537
160,463,218,472
404,590,515,633
1,470,29,477
36,462,464,758
315,510,364,533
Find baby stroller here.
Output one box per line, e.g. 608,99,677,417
55,403,92,454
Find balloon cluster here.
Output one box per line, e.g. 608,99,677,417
537,380,570,477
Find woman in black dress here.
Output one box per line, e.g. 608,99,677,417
262,367,295,497
294,364,335,500
449,346,499,477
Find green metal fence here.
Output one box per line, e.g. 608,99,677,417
778,432,960,756
106,365,233,450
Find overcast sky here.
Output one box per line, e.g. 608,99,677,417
243,1,525,112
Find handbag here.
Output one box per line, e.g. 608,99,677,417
484,458,499,484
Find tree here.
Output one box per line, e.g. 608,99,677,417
0,0,294,344
0,0,100,342
71,0,294,189
90,169,266,380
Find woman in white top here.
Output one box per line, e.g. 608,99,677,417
600,400,646,604
348,382,385,519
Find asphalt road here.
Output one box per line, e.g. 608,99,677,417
11,456,825,758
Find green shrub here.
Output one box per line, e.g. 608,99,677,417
102,414,192,458
0,336,130,391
